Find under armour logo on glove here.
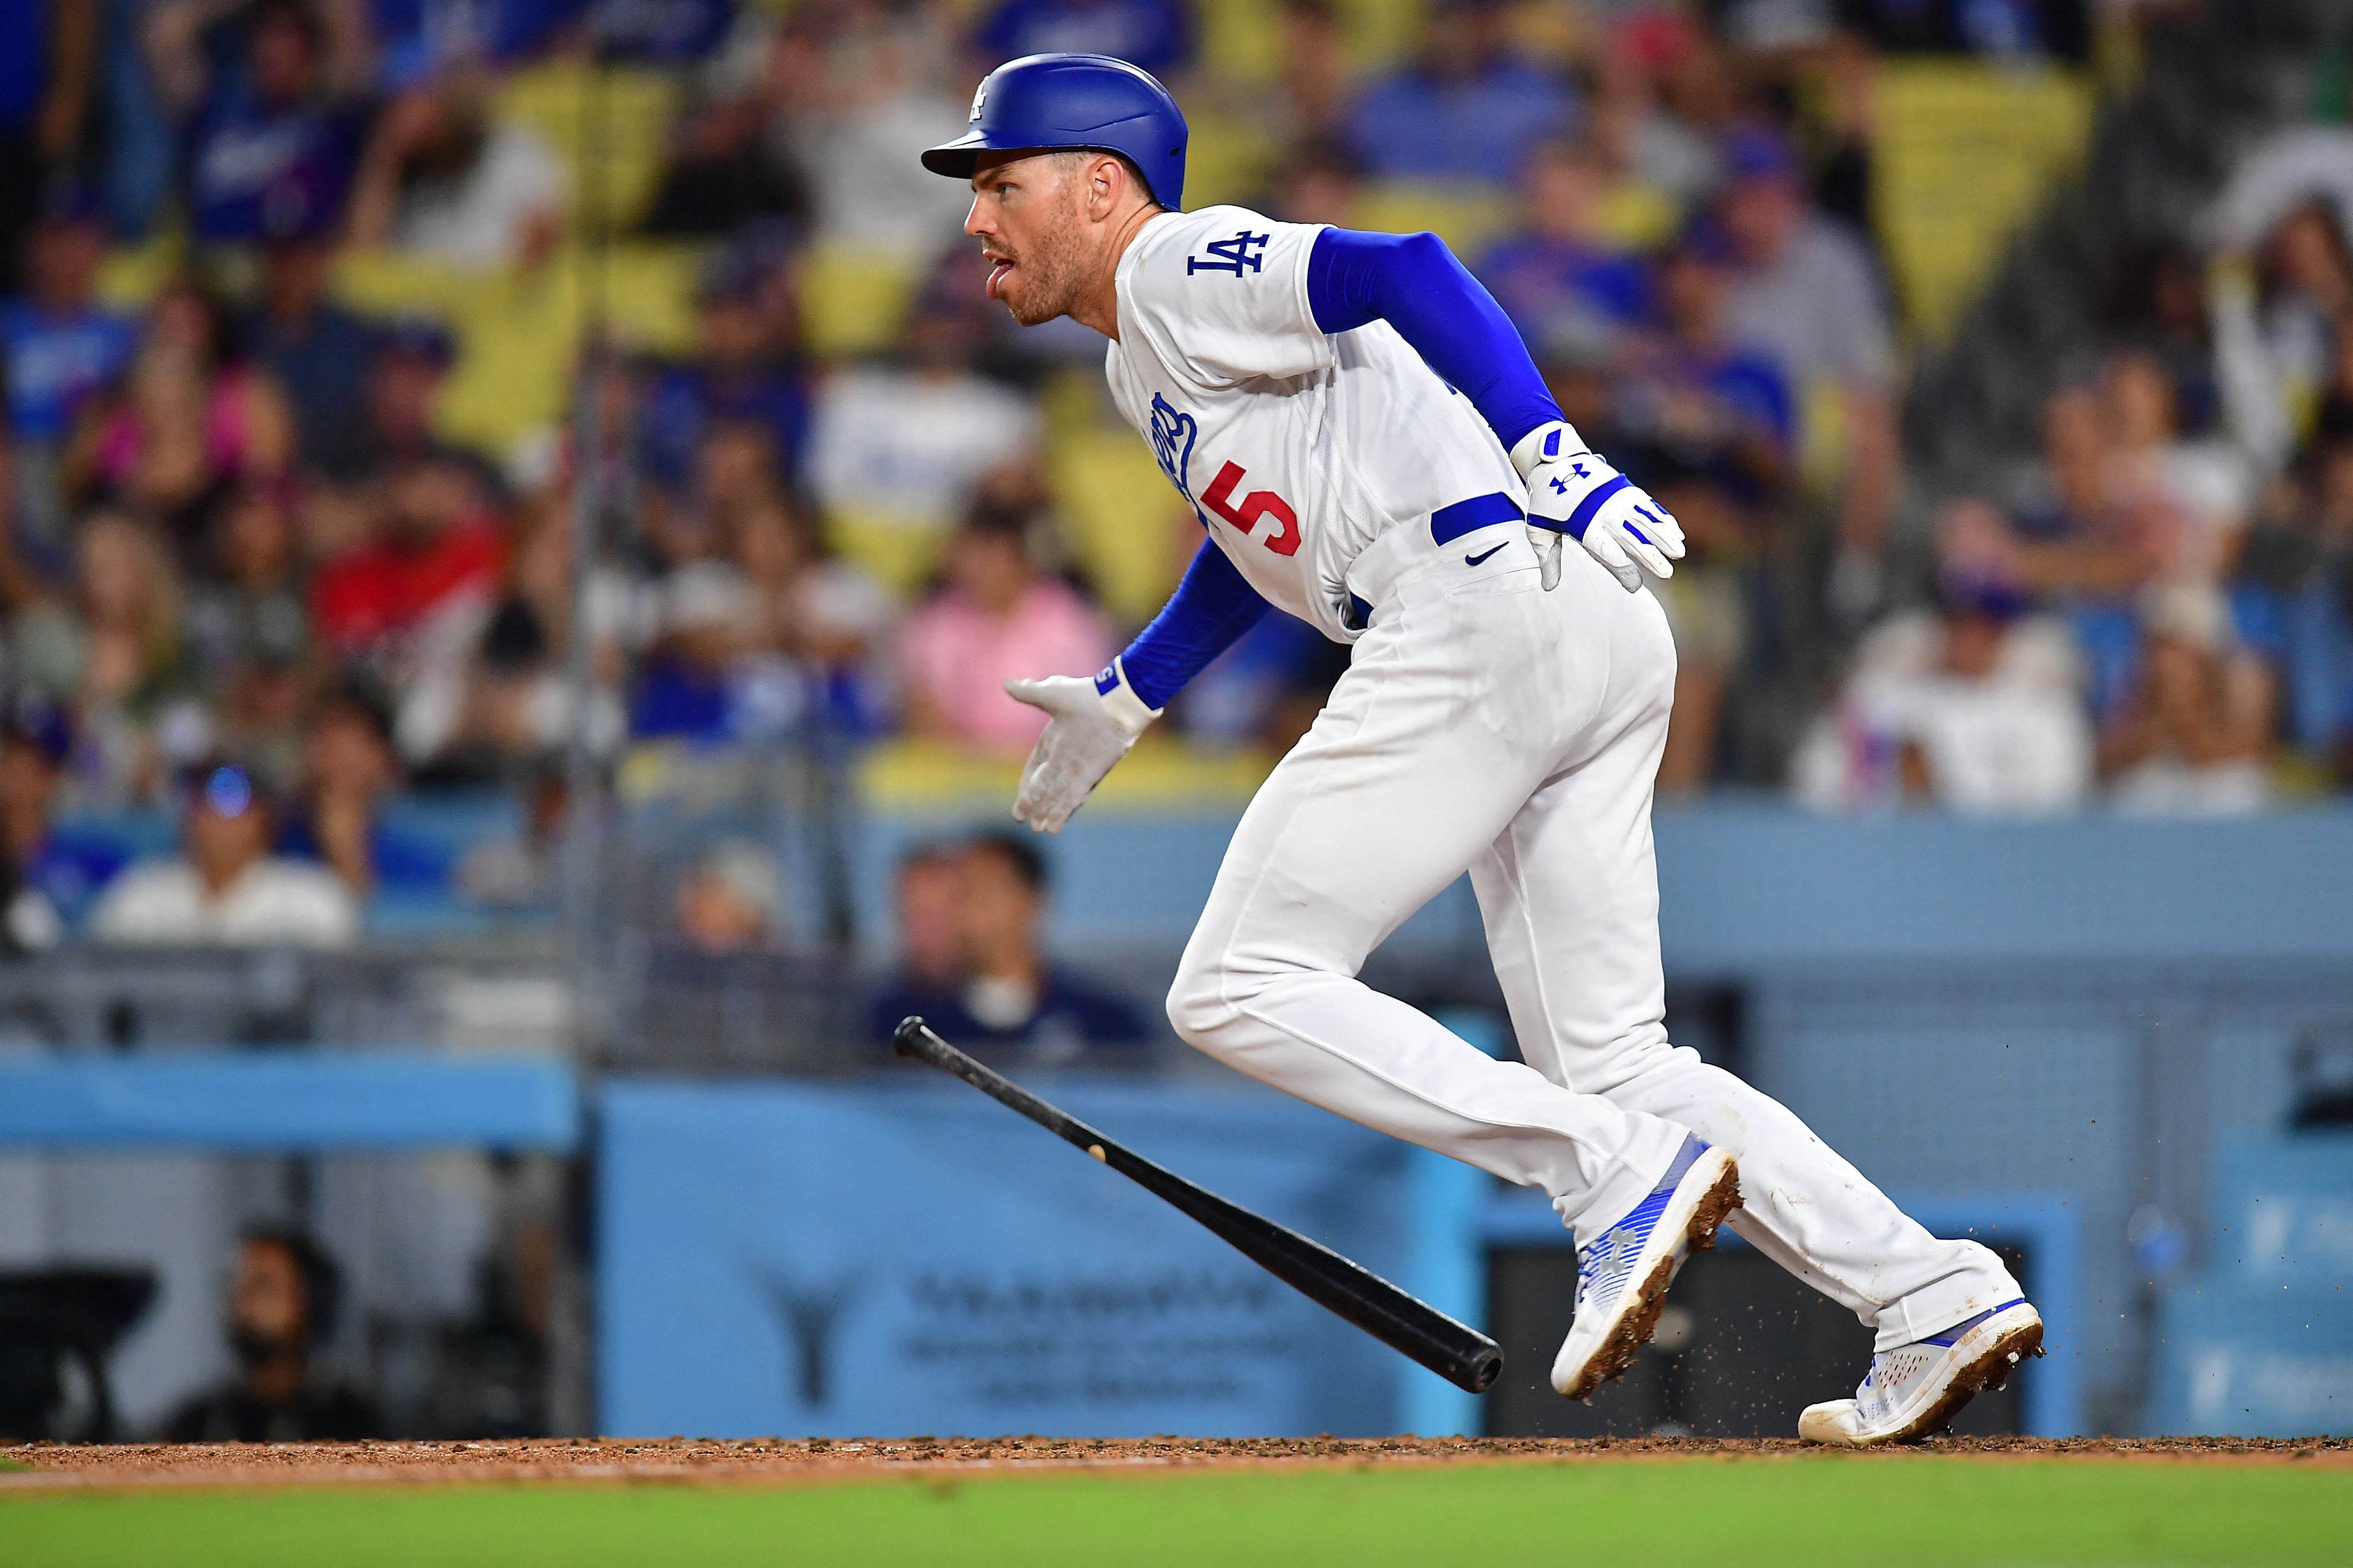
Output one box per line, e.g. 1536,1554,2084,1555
1509,420,1686,594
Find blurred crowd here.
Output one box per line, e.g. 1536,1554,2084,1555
1796,115,2353,817
0,0,2321,961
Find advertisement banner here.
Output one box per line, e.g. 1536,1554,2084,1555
598,1078,1437,1438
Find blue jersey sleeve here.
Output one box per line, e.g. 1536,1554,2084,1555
1305,227,1564,454
1108,539,1269,710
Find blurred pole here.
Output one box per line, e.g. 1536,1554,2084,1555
548,47,615,1443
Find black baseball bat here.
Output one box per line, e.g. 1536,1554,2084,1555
891,1016,1502,1395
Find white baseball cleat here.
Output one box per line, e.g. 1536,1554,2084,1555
1798,1299,2045,1446
1552,1134,1742,1401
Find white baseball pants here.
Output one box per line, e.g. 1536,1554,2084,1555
1167,522,2018,1351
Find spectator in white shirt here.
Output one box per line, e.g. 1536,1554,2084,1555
346,70,565,270
89,762,358,947
764,5,972,264
2100,584,2276,816
1792,571,2093,816
2099,348,2253,592
807,286,1040,592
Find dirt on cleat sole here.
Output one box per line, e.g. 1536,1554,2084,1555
1889,1315,2048,1442
1562,1163,1744,1401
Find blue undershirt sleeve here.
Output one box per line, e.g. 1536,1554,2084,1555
1305,226,1564,454
1107,539,1269,711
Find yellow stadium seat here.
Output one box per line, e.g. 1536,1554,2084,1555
1336,0,1428,75
497,62,683,233
432,265,581,456
798,242,922,360
596,243,704,356
1047,424,1188,626
1800,376,1850,499
1872,60,2094,343
1349,179,1513,255
827,508,951,600
1035,367,1115,443
1197,0,1286,87
329,240,705,459
94,230,185,310
1191,0,1428,131
857,734,1273,815
329,248,475,318
1178,102,1280,211
1593,179,1677,254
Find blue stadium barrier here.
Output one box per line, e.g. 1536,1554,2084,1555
852,801,2353,964
2149,1135,2353,1436
597,1075,1465,1440
0,1052,579,1151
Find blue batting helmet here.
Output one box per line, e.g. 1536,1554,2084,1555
921,54,1187,210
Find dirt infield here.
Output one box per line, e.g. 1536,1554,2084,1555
3,1435,2345,1489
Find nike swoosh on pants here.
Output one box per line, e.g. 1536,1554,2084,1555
1464,542,1508,566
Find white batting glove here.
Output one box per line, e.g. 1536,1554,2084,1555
1511,421,1685,593
1004,660,1159,834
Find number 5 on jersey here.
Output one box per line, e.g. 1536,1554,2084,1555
1201,461,1300,556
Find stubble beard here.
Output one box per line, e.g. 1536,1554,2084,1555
1002,186,1089,326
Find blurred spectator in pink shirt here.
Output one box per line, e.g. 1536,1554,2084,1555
900,498,1111,754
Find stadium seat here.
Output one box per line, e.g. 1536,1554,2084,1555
495,61,684,233
331,243,702,459
1195,0,1426,84
1873,61,2096,344
1349,180,1514,255
1173,103,1279,211
797,242,922,360
1592,178,1679,254
1045,424,1192,626
824,508,951,600
329,248,476,321
1798,376,1849,499
1195,0,1284,86
93,230,184,311
857,735,1273,814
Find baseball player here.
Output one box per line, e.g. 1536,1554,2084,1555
921,53,2042,1444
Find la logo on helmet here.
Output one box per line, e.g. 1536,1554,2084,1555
968,81,985,121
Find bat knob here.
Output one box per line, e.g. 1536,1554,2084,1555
891,1016,927,1057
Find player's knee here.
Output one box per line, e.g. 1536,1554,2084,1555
1165,956,1242,1049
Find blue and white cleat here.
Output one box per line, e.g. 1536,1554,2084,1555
1798,1299,2045,1445
1551,1135,1742,1400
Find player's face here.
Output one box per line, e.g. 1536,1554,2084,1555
965,153,1089,327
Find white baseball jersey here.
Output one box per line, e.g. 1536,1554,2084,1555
1103,205,1526,642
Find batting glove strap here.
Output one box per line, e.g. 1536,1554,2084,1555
1511,421,1615,540
1091,656,1162,739
1508,419,1587,480
1508,420,1685,593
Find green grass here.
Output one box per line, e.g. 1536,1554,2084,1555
3,1456,2344,1566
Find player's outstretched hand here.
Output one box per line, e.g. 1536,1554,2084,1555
1510,421,1686,593
1004,669,1158,834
